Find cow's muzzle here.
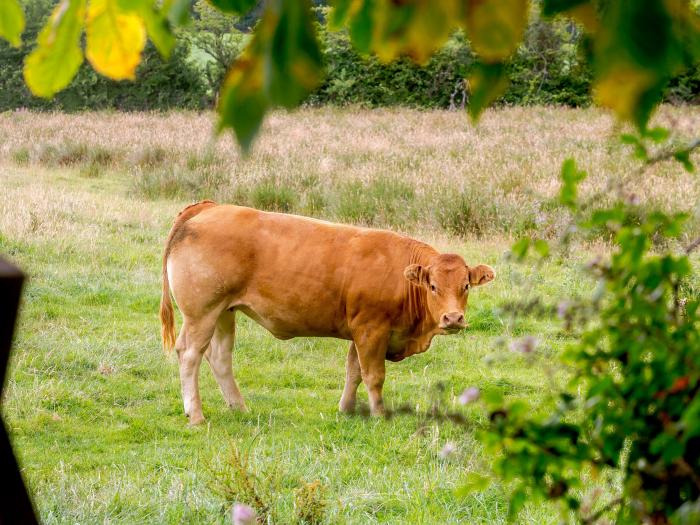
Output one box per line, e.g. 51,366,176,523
439,312,467,332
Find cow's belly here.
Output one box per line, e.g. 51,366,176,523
386,329,438,361
233,297,351,340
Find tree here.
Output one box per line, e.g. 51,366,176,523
187,0,249,98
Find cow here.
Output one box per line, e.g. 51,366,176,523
160,201,495,425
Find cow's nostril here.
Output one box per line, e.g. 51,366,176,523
440,312,465,328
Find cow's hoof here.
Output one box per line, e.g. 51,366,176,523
338,399,356,413
370,406,386,417
188,414,206,426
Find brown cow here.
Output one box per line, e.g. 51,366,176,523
160,201,495,424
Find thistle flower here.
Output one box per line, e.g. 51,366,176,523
459,387,480,404
232,503,257,525
509,335,538,354
439,442,457,459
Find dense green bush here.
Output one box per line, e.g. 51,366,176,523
0,0,208,112
309,26,475,108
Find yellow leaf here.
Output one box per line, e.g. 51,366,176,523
86,0,146,80
464,0,529,62
370,0,461,64
594,65,656,122
567,3,599,33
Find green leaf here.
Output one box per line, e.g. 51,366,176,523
218,0,323,151
455,472,491,496
23,0,86,98
329,0,352,29
467,62,509,121
138,4,175,58
541,0,597,32
534,239,550,258
268,0,323,108
218,52,269,153
0,0,24,47
117,0,175,58
559,158,587,209
674,150,695,173
348,0,373,54
207,0,257,15
511,237,530,259
507,488,527,522
620,133,648,160
644,126,670,143
482,388,504,408
164,0,191,26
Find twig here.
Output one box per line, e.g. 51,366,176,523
685,236,700,255
581,496,624,524
636,138,700,175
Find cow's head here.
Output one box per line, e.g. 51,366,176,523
404,254,495,333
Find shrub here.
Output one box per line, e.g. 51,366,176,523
131,166,228,200
294,481,327,525
249,178,298,212
465,152,700,525
11,148,30,166
34,142,116,169
334,176,415,227
0,0,208,111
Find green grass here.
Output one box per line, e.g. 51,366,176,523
0,160,594,524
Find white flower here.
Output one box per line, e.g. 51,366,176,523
232,503,257,525
459,387,480,405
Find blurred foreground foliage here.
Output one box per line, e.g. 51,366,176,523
464,146,700,524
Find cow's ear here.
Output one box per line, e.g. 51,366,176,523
404,264,429,286
469,264,495,286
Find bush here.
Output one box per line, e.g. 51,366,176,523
465,154,700,525
310,26,475,108
249,179,299,212
334,176,415,227
0,0,208,111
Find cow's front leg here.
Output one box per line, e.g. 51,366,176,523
339,342,362,413
354,329,389,416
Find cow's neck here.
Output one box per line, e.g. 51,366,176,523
403,241,439,336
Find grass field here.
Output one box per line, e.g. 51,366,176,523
0,106,698,524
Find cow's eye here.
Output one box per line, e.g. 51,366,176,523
430,284,437,293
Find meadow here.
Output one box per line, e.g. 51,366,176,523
0,106,699,524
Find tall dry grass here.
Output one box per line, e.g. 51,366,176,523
1,106,699,240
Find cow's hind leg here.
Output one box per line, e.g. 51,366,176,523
178,312,218,425
339,342,362,413
205,309,247,411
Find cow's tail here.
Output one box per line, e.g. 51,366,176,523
160,200,217,351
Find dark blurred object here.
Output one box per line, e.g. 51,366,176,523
0,258,37,525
